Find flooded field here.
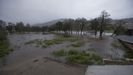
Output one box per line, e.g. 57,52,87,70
0,33,126,75
8,33,125,63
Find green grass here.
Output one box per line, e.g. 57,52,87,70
52,49,103,65
0,40,13,57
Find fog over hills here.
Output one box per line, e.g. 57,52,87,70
0,0,133,24
33,19,65,27
121,18,133,24
33,17,133,27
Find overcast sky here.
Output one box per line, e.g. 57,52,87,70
0,0,133,24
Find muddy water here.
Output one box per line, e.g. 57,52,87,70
89,37,124,59
0,33,58,67
70,36,124,59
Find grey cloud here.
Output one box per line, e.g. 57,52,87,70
0,0,133,24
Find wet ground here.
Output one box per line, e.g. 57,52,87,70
1,57,86,75
0,33,127,75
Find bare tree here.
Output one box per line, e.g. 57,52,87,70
99,10,110,38
75,18,87,36
90,18,99,37
55,21,63,33
112,20,126,36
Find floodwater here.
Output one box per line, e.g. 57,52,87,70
89,37,124,59
0,33,72,67
0,33,126,75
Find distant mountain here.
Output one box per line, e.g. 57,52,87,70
33,19,65,27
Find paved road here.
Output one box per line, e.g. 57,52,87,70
85,65,133,75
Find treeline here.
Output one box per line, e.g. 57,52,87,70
52,11,127,37
6,22,47,33
1,11,127,38
0,20,13,57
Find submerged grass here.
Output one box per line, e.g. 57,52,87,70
111,40,122,48
25,35,81,48
70,41,85,47
111,40,133,59
52,49,67,57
